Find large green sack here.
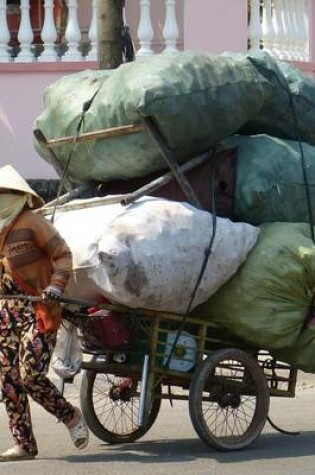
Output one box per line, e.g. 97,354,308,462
33,51,275,184
242,57,315,145
219,134,315,225
192,222,315,354
273,324,315,373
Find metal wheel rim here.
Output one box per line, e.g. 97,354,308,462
92,373,141,436
201,357,261,444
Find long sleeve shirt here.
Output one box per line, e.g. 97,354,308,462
0,210,72,295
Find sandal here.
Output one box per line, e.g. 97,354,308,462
0,445,35,462
66,406,89,449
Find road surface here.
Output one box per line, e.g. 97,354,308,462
0,372,315,475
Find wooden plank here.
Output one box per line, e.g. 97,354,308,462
42,124,145,148
38,194,127,216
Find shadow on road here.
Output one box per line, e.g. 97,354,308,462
62,430,315,465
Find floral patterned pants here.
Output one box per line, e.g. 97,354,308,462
0,282,75,455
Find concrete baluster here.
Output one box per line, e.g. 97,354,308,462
309,0,315,61
295,0,309,61
261,0,276,54
87,0,97,61
38,0,58,62
248,0,262,51
15,0,35,62
163,0,179,53
137,0,154,57
282,0,294,59
287,0,298,59
272,0,286,59
0,0,11,62
63,0,82,61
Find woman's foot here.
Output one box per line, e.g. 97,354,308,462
65,406,89,449
0,445,35,462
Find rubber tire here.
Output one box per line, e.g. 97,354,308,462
80,368,162,444
189,348,270,451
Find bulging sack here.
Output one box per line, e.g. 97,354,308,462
50,197,259,313
34,51,274,184
193,222,315,352
97,197,259,312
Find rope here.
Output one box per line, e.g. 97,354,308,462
163,148,217,370
49,87,103,224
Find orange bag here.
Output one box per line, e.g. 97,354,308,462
7,265,62,334
34,300,62,334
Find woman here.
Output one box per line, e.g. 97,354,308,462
0,164,88,461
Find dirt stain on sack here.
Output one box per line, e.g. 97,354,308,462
124,260,148,297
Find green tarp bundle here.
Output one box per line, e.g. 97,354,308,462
192,222,315,371
33,51,277,184
241,57,315,146
219,134,315,225
273,325,315,373
33,50,315,185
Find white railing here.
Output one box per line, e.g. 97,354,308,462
1,1,310,65
248,0,310,61
0,0,180,64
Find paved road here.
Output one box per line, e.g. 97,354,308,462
0,372,315,475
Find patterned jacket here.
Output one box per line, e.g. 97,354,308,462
0,210,72,295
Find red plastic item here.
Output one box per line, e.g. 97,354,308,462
87,301,131,350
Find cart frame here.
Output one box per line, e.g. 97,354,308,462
60,299,299,451
33,119,299,451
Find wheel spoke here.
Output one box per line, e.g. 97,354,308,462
81,368,162,443
189,350,269,450
93,381,141,434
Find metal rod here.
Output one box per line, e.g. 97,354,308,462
141,115,203,210
0,294,95,306
0,294,129,314
121,151,211,206
42,124,144,148
39,151,211,215
40,183,94,210
138,354,150,427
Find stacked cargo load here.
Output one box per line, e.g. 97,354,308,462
34,50,315,372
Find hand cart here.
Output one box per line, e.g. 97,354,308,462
32,118,299,452
60,297,298,452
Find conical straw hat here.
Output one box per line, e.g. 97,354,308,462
0,165,44,209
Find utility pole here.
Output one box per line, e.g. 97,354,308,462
97,0,124,69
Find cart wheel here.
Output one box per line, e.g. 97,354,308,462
80,368,162,444
189,348,270,451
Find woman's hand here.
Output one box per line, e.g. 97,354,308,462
42,285,62,302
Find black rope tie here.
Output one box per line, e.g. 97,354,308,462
50,87,102,224
248,57,315,243
163,148,218,370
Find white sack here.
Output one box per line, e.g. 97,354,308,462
49,200,125,300
97,197,259,312
50,197,259,312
